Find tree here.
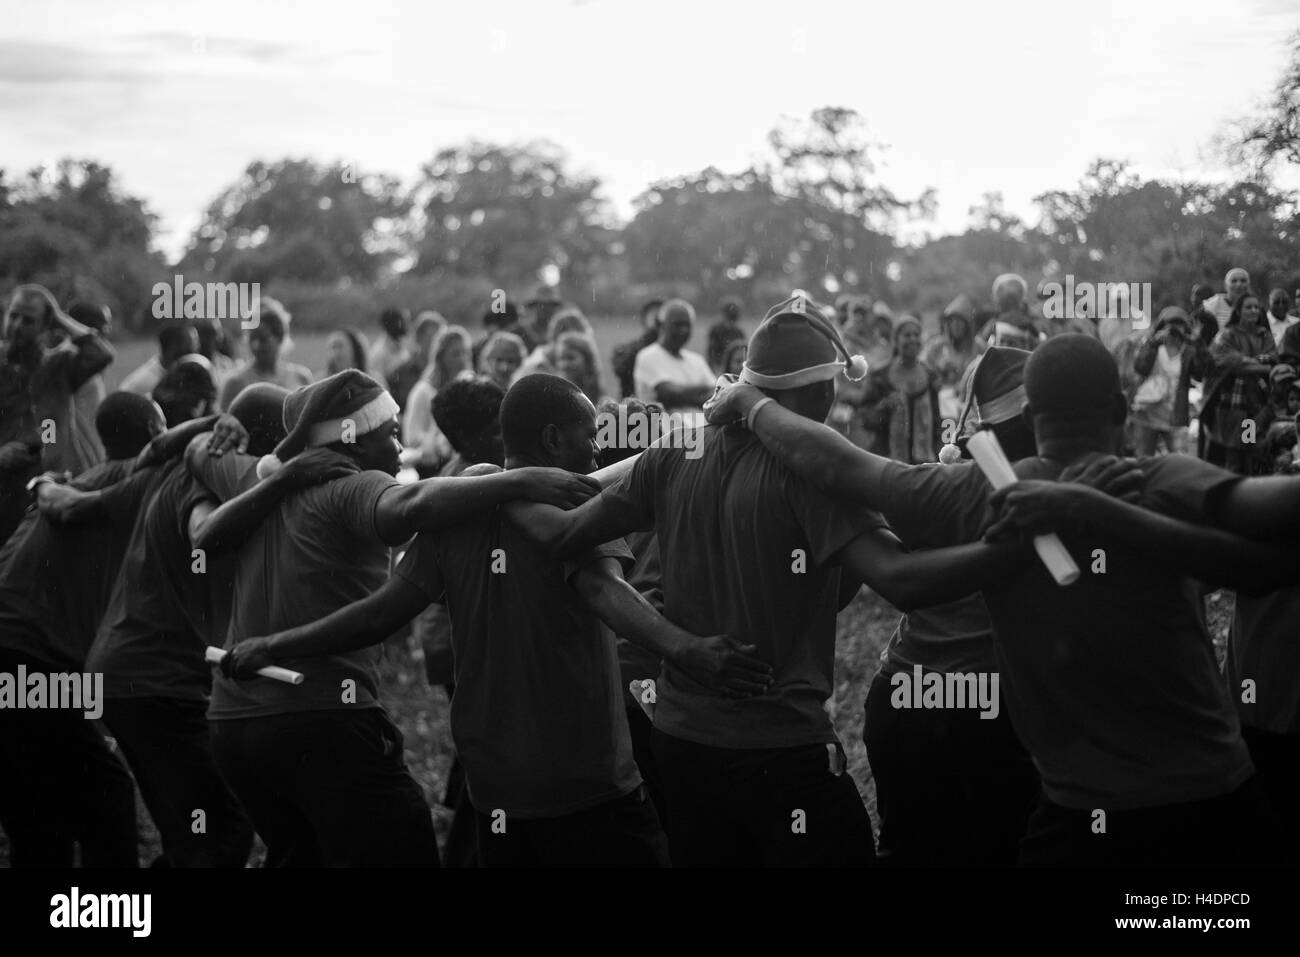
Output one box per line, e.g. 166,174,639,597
0,160,166,329
1223,30,1300,174
181,159,408,284
408,141,611,291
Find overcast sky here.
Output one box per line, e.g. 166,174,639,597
5,0,1297,261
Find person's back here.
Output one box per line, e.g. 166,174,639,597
608,424,882,748
207,469,396,720
401,510,641,818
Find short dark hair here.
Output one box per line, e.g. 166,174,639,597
158,321,196,358
153,360,217,426
95,391,159,460
226,383,290,457
500,373,588,457
432,376,505,455
380,307,409,337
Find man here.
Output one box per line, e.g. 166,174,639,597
367,307,411,386
974,274,1043,353
1266,288,1297,350
4,285,115,477
186,369,601,867
612,299,664,399
66,301,112,473
706,334,1296,866
507,298,1026,867
80,385,327,867
632,299,715,415
0,391,224,867
521,284,563,352
1202,267,1252,332
120,321,198,395
706,297,746,372
225,374,775,867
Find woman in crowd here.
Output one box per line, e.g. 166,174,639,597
1200,291,1279,474
323,329,374,380
922,294,979,421
856,315,941,464
553,332,605,406
1130,306,1210,456
216,299,313,410
514,308,594,383
477,330,527,393
402,324,472,479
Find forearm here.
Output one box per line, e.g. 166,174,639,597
139,415,219,468
38,484,104,523
1219,478,1300,540
382,470,529,539
748,396,892,506
1078,486,1300,592
874,541,1024,612
192,473,297,552
579,572,692,664
264,584,423,660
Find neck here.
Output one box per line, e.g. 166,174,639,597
505,452,551,470
255,358,278,373
1034,423,1117,464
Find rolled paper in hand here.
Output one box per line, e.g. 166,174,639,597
966,429,1081,587
204,646,304,685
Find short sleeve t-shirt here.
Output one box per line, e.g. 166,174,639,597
191,458,401,720
873,452,1253,811
0,458,152,670
88,454,259,701
601,423,888,749
617,528,664,705
633,343,715,411
395,514,641,819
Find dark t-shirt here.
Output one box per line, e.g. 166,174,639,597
87,456,256,701
0,458,153,670
396,515,641,819
872,452,1253,810
617,528,664,706
190,446,401,720
601,423,887,749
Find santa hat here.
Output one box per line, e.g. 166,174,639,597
937,347,1031,464
739,294,869,390
255,369,399,479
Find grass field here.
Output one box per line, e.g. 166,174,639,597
2,320,1237,866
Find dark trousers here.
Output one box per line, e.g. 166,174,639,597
625,705,667,823
209,708,439,867
473,784,669,867
0,649,138,867
1017,776,1285,867
1242,725,1300,856
104,696,253,867
864,670,1039,866
651,728,876,867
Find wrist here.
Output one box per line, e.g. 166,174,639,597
745,396,775,431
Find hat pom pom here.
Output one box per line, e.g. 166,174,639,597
938,443,963,465
255,454,284,480
845,354,869,381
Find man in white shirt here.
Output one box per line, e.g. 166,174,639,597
120,323,199,395
1266,288,1297,349
1202,267,1251,332
633,299,716,414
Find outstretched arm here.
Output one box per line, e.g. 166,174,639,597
988,481,1300,594
223,575,429,678
1215,476,1300,541
707,381,898,510
572,557,773,695
837,527,1028,613
372,466,602,545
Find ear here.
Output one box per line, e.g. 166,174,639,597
539,422,562,456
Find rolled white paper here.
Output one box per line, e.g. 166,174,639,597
966,430,1081,587
204,646,304,685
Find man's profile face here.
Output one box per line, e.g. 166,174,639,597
355,417,403,476
552,397,599,474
